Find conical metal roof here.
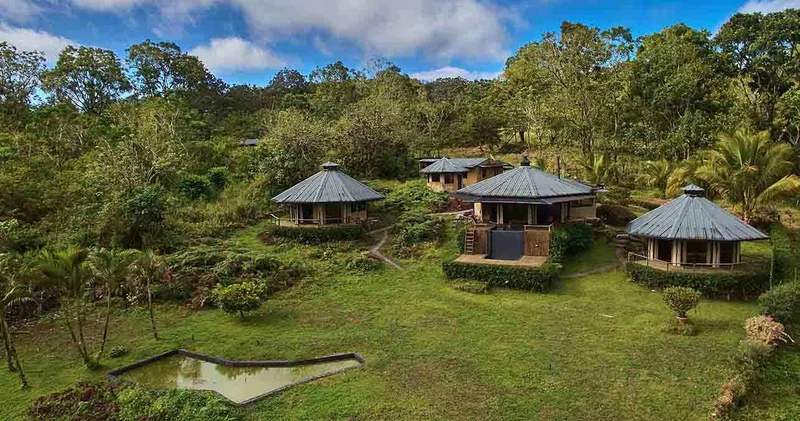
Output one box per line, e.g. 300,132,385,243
627,192,768,241
453,164,595,202
271,163,385,204
419,157,469,174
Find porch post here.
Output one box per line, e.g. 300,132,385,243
498,204,504,225
527,205,534,225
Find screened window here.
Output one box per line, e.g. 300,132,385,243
444,174,454,184
430,174,440,183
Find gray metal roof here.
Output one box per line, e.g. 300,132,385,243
271,162,385,204
238,138,258,147
627,186,768,241
420,157,470,173
452,164,595,202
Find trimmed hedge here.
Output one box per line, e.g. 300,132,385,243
442,261,562,292
549,223,594,263
625,262,770,298
271,224,364,244
758,282,800,326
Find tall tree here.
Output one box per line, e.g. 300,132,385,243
126,40,216,98
696,129,800,222
0,42,45,129
716,9,800,136
41,46,131,114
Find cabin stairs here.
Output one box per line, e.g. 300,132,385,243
464,230,475,254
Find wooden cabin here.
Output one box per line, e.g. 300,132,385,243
420,157,510,193
270,162,385,226
626,185,768,271
453,155,603,262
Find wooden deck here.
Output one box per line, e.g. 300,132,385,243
455,254,547,267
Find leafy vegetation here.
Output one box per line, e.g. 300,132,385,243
758,282,800,326
442,260,561,292
625,262,771,298
549,223,594,263
662,286,702,319
268,225,364,245
211,281,265,319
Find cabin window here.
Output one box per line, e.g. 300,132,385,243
352,202,367,212
720,242,735,264
572,198,594,207
444,174,454,184
481,168,487,178
431,174,440,183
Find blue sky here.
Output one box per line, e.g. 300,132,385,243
1,0,798,85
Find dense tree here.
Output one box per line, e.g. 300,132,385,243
41,46,131,114
0,42,45,129
127,40,216,98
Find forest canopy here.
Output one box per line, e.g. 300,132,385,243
1,9,799,251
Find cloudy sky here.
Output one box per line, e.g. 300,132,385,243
1,0,798,85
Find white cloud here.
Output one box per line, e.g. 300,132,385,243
738,0,800,14
189,37,284,73
0,24,77,61
410,66,502,82
68,0,511,62
0,0,42,23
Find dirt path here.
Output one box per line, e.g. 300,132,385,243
367,227,403,270
562,264,617,279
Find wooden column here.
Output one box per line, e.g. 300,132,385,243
497,204,504,225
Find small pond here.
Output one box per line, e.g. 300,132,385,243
115,352,362,404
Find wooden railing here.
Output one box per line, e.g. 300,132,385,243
275,216,358,226
627,252,768,273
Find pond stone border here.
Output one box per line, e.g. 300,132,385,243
108,349,365,405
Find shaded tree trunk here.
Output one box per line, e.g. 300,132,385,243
147,283,158,340
1,317,15,372
96,285,112,362
1,314,28,389
64,307,91,366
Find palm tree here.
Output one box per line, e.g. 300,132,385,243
581,153,614,185
0,254,32,389
129,250,168,340
88,248,136,362
34,248,96,366
696,129,800,223
637,160,673,198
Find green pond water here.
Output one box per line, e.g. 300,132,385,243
119,355,361,404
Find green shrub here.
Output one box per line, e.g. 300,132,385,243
0,218,44,253
270,225,364,244
382,179,449,213
109,346,129,359
596,204,636,226
449,279,490,294
207,166,229,191
442,261,562,292
625,262,771,298
179,174,213,200
393,211,444,247
662,286,701,318
759,282,800,326
346,254,382,273
549,223,593,263
118,387,243,421
601,186,631,206
211,281,265,318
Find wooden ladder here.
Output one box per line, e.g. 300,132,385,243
464,230,475,254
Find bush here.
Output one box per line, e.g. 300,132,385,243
393,211,444,247
442,261,562,292
662,286,701,318
270,225,364,245
211,281,264,318
744,315,790,346
346,254,383,273
596,204,636,226
118,387,243,421
625,262,771,298
382,179,449,213
207,166,229,191
549,223,594,263
710,340,775,421
109,346,129,359
27,382,121,421
0,218,44,253
179,174,213,200
758,282,800,326
601,186,631,206
449,279,490,294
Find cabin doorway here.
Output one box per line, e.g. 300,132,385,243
657,240,672,262
300,204,314,224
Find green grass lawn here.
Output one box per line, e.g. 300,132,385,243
0,222,782,421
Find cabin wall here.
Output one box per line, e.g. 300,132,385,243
568,198,597,221
426,174,461,192
466,167,503,185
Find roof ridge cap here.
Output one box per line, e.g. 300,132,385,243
313,170,329,202
525,166,539,197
